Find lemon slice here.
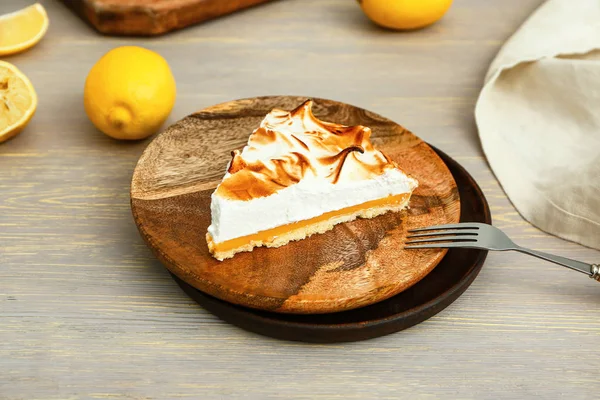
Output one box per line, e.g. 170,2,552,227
0,3,49,56
0,61,37,143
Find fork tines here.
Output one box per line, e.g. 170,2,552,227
404,223,480,249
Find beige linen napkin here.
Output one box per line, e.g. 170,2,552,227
475,0,600,250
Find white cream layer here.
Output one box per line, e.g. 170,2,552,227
207,168,418,244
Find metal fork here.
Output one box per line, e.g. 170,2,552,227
405,222,600,281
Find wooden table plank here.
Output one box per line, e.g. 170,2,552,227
2,0,599,398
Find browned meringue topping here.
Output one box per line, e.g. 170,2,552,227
216,100,399,201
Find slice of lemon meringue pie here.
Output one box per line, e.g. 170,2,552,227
206,100,418,260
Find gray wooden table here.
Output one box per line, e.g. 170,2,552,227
2,0,599,398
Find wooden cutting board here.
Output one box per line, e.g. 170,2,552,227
60,0,275,36
130,96,461,314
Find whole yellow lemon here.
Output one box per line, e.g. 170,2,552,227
84,46,176,140
359,0,453,30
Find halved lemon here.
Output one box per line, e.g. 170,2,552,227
0,61,37,143
0,3,49,56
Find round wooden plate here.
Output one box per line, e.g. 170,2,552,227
171,147,490,342
131,96,460,314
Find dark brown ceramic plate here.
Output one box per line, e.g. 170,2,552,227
171,146,490,342
131,96,460,314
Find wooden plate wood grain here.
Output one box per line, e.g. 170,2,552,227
131,96,460,314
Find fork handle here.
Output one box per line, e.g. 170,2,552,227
515,246,597,279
